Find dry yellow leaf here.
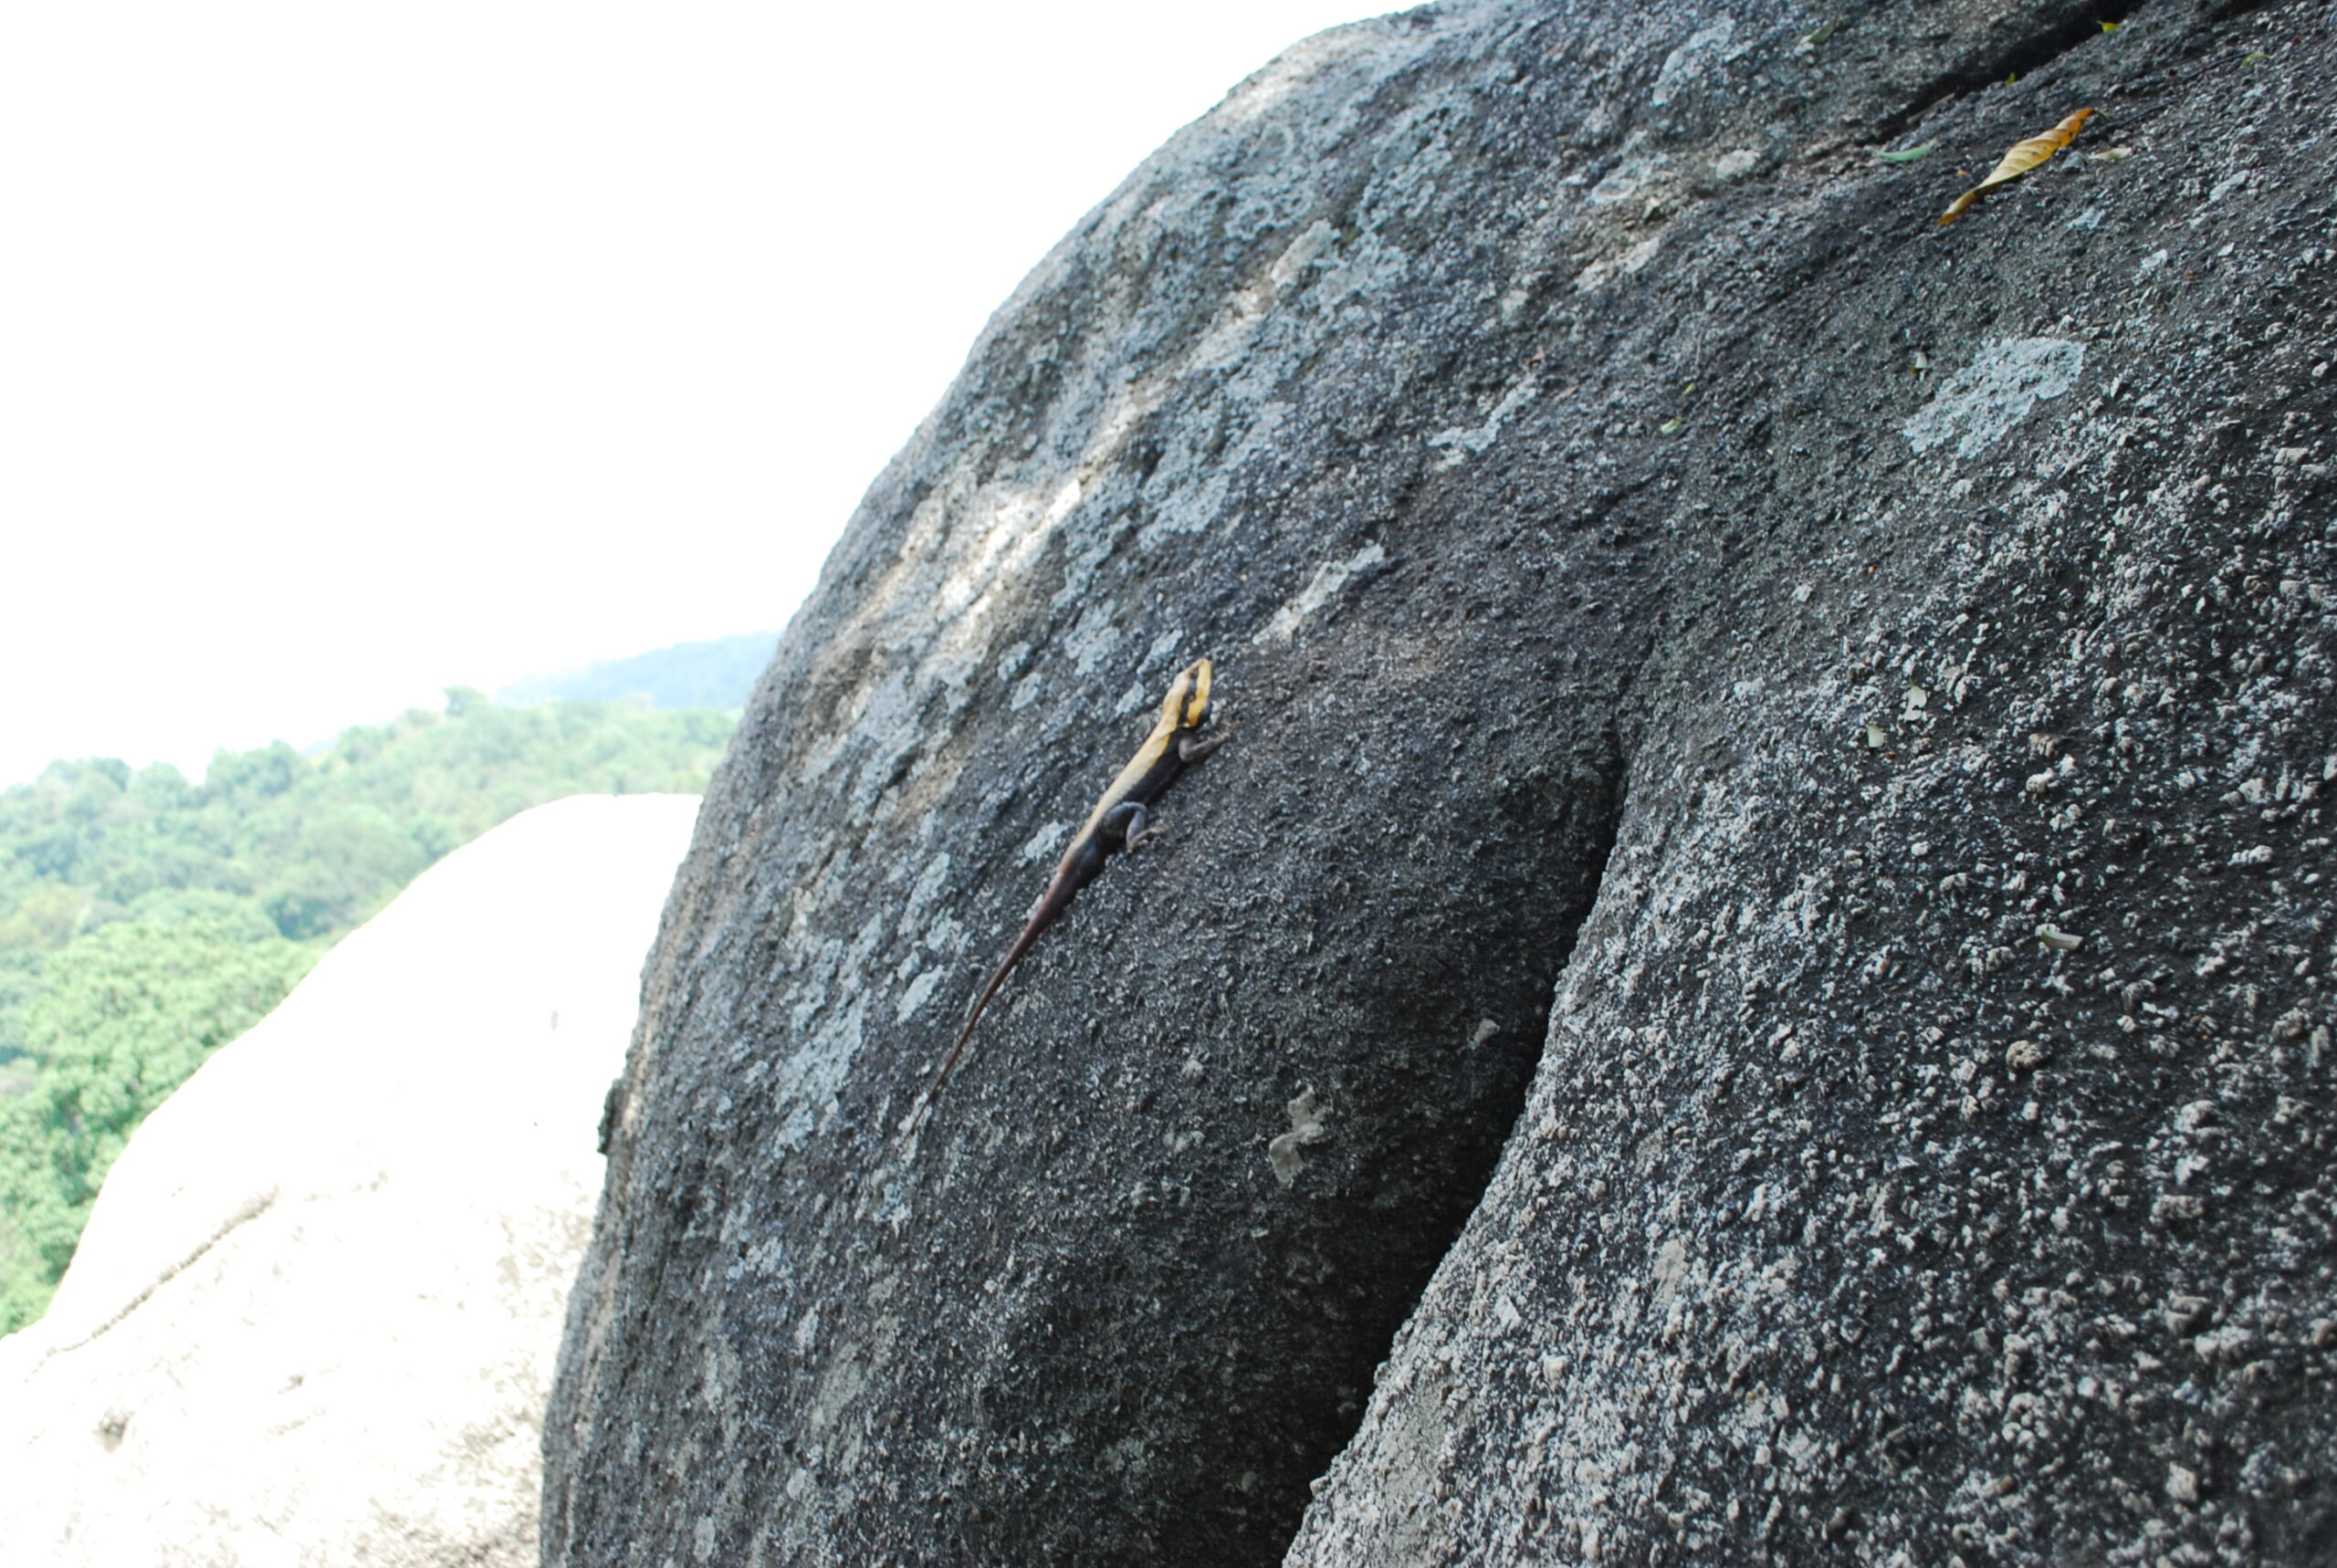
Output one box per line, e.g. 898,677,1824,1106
1938,108,2095,225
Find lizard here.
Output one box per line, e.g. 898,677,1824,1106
898,656,1225,1140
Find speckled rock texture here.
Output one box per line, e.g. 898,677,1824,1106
545,1,2337,1563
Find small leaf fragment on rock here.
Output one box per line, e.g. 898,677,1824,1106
1875,141,1936,163
2036,924,2084,953
1938,108,2095,225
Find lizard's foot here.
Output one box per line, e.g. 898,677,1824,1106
1101,800,1148,850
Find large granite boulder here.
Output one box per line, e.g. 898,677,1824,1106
0,794,699,1567
547,1,2336,1563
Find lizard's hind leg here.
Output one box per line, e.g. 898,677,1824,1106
1103,800,1159,852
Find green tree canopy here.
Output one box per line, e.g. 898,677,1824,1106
0,691,731,1333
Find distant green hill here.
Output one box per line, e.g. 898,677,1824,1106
0,690,733,1334
498,632,778,711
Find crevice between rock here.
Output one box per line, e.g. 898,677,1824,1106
1874,0,2154,142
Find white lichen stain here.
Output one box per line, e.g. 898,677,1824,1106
770,910,887,1154
1651,1238,1689,1301
1572,235,1664,296
1268,1086,1330,1186
1429,378,1542,466
1255,542,1388,643
897,853,953,926
1139,628,1184,669
1902,338,2086,459
1650,18,1740,107
1020,821,1070,862
1140,401,1294,547
893,968,943,1024
1062,599,1125,674
770,993,867,1155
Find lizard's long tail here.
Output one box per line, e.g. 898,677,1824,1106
896,905,1062,1143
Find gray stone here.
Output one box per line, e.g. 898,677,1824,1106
547,1,2337,1563
0,795,697,1567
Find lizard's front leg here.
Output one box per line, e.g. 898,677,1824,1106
1179,728,1230,763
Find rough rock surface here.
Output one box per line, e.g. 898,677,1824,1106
0,794,697,1567
547,1,2337,1563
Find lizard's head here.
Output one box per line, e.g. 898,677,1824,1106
1158,657,1212,729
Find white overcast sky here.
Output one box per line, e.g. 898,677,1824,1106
0,3,1392,789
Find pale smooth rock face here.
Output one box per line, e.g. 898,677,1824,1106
0,794,699,1568
548,1,2337,1564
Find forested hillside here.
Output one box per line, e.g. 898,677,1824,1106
498,632,777,710
0,690,732,1333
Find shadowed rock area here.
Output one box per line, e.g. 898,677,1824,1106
547,1,2336,1563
